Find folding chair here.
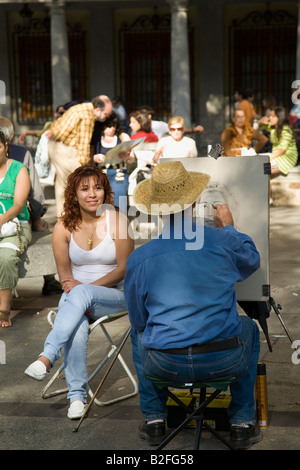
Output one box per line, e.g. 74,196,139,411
147,375,237,450
41,309,138,406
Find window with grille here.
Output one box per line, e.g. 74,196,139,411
12,24,87,124
229,7,297,115
119,13,194,121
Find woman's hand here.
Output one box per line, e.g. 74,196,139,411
18,132,27,145
0,214,4,232
93,153,105,164
61,277,91,317
61,278,82,293
85,309,93,319
153,145,166,163
270,148,286,160
259,116,269,126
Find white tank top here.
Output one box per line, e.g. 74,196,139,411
69,210,122,286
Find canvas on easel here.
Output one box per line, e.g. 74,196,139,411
160,156,270,302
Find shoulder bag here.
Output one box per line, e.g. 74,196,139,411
0,201,24,253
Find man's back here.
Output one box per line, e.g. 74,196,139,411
49,102,95,165
125,217,260,350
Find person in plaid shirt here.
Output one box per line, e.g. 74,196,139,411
46,95,112,216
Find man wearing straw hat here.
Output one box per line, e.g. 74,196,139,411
124,160,262,450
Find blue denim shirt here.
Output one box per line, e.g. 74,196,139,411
124,216,260,350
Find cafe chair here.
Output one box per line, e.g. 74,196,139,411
41,309,138,406
147,375,237,450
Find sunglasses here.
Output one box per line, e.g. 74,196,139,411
170,127,183,132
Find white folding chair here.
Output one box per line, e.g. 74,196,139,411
41,309,138,406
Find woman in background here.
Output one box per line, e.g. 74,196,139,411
93,112,130,165
221,108,268,156
260,106,298,177
129,110,158,143
153,115,197,162
0,131,31,328
93,113,131,212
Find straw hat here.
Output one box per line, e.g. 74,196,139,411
133,160,210,215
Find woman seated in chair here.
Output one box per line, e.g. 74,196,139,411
221,108,268,156
259,106,298,177
153,115,198,162
25,164,134,419
129,110,158,143
0,130,31,328
92,112,132,212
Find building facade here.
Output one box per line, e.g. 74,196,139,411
0,0,299,150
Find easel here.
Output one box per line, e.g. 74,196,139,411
269,297,296,350
238,296,296,354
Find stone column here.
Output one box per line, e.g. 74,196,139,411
49,0,71,109
167,0,191,127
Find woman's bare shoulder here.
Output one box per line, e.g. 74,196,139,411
53,219,71,239
108,209,130,238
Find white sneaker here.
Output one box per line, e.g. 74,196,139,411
67,400,88,420
24,360,50,381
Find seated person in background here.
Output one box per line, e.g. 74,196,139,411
137,105,204,139
259,106,298,177
0,131,31,328
129,110,158,143
153,115,198,162
289,102,300,128
92,112,130,166
221,109,268,156
0,117,47,232
25,165,134,419
91,111,130,163
137,106,169,139
92,113,131,212
124,161,262,450
0,117,62,296
237,88,260,126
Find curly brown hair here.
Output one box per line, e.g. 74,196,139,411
61,164,115,232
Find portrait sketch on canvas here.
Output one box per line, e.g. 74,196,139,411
160,156,270,301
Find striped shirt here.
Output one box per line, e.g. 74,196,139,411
49,102,96,165
261,123,298,175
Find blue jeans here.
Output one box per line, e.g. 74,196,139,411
131,316,260,425
41,284,125,403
